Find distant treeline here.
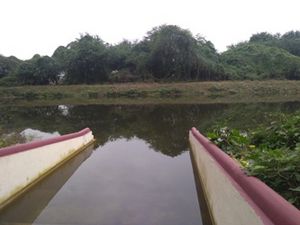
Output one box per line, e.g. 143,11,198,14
1,25,300,86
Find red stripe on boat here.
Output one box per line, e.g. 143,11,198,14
0,128,91,157
191,127,300,225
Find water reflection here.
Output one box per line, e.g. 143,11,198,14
1,102,300,157
58,105,70,116
20,128,60,142
0,138,201,225
32,138,200,225
0,145,94,224
1,102,300,224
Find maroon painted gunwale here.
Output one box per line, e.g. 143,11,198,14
0,128,91,157
191,127,300,225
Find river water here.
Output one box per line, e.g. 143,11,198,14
0,102,300,225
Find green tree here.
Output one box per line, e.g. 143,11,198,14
249,31,300,57
16,60,35,85
249,32,279,43
16,55,60,85
193,35,226,80
221,43,300,80
0,55,21,86
33,56,60,84
52,46,70,73
64,34,109,84
0,55,21,79
108,40,134,71
138,25,225,81
280,31,300,57
126,40,152,78
145,25,198,80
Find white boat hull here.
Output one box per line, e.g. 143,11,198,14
0,128,94,210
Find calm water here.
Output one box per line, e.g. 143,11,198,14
1,102,300,225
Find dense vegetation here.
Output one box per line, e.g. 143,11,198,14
207,112,300,208
0,25,299,86
222,31,300,80
1,81,300,105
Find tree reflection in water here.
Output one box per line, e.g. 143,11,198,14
1,102,300,157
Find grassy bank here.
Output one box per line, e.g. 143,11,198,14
0,80,300,105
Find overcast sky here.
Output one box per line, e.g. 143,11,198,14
0,0,299,60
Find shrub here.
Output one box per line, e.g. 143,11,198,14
159,88,182,97
0,75,18,86
207,112,300,208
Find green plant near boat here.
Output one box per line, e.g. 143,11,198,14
0,126,5,148
246,146,300,206
252,113,300,149
207,112,300,208
0,134,23,148
0,139,5,148
206,127,250,160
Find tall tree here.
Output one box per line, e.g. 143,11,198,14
52,46,70,73
146,25,198,80
108,40,134,71
16,55,60,85
33,56,61,84
280,31,300,57
249,31,300,57
139,25,225,81
249,32,279,43
64,34,109,84
221,42,300,80
0,55,21,78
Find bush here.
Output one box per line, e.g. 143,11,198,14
207,112,300,208
87,91,98,99
105,89,147,98
159,88,182,97
108,70,139,83
0,75,18,86
20,91,39,100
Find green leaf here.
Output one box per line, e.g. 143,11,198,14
290,187,300,192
